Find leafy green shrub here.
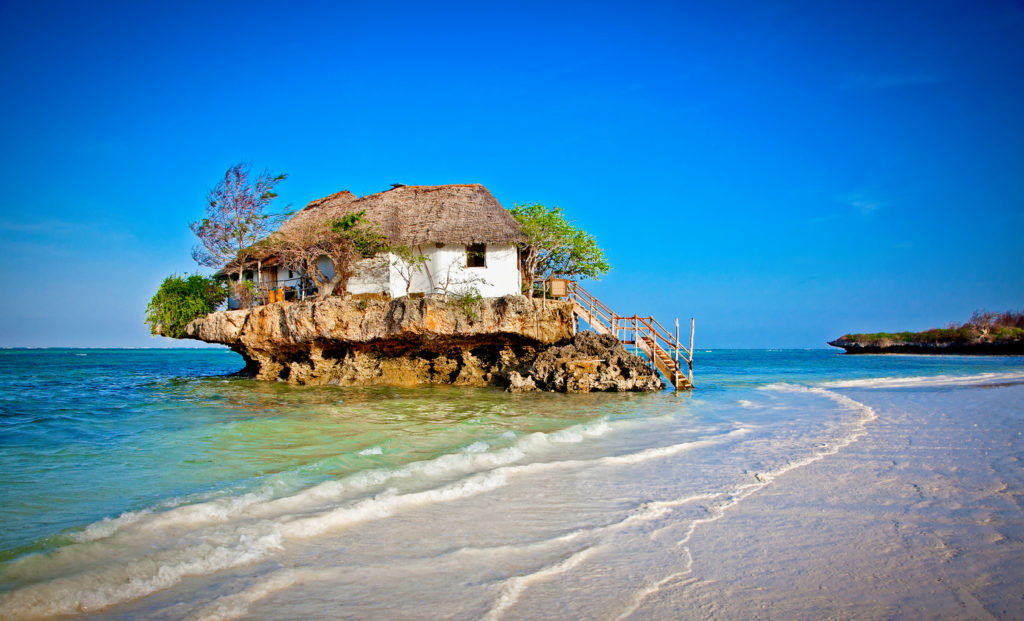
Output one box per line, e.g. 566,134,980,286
145,274,228,339
448,288,483,320
991,326,1024,341
330,210,388,258
842,331,916,344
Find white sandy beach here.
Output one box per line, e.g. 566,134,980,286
633,383,1024,620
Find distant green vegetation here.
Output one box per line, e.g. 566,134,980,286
145,274,228,339
842,310,1024,345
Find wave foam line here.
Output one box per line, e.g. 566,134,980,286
444,529,587,560
482,547,598,621
62,419,619,545
1,421,743,618
189,567,338,621
281,422,727,544
72,487,279,544
0,528,284,620
618,386,877,619
820,370,1024,389
280,470,508,539
0,471,514,619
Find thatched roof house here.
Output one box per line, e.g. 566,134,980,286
280,184,524,246
233,184,525,303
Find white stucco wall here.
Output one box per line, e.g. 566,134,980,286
386,248,432,298
260,244,521,300
347,256,389,294
275,266,299,287
387,243,520,298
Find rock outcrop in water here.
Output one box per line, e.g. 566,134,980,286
828,311,1024,355
827,336,1024,355
182,295,663,392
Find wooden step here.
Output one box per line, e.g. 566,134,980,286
570,290,691,390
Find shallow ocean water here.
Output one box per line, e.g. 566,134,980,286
0,348,1021,619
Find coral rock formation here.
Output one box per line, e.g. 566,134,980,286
183,295,663,392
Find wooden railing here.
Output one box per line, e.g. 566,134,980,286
565,282,694,389
227,276,319,308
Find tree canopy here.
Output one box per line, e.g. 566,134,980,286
190,162,288,285
145,274,228,339
272,210,388,299
508,203,609,295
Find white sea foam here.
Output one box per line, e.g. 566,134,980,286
0,410,760,620
598,427,750,467
0,526,284,620
70,488,278,543
819,371,1024,389
190,567,339,621
483,547,598,621
358,446,383,456
0,417,633,617
0,472,514,619
280,470,509,539
59,418,618,545
548,420,611,443
69,507,153,543
463,441,490,453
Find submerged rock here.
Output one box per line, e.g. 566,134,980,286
183,295,663,392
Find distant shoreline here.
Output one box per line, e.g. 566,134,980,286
829,311,1024,355
828,338,1024,355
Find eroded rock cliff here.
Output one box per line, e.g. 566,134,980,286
183,295,663,392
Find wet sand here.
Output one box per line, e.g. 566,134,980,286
633,383,1024,619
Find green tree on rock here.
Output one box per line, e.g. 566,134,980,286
508,203,610,297
145,274,228,338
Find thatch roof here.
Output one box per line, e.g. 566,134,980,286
280,184,524,246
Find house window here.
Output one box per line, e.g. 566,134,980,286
466,243,486,268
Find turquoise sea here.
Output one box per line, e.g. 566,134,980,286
1,348,1022,619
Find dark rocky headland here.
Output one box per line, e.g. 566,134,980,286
182,295,664,392
827,337,1024,355
828,311,1024,355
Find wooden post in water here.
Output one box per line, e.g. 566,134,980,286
688,317,695,385
674,318,679,365
626,319,634,358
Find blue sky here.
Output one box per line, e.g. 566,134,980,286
1,0,1021,348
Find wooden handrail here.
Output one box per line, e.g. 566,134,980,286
565,281,694,388
636,316,691,359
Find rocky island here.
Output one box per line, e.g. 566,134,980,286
151,177,684,392
182,295,665,392
828,310,1024,355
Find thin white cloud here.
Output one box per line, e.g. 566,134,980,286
838,191,885,216
850,199,882,215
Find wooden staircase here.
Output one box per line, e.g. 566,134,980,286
562,282,694,390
